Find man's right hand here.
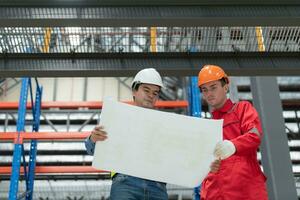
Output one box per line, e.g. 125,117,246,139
210,159,221,173
90,125,107,143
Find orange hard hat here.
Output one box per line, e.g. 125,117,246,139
198,65,229,87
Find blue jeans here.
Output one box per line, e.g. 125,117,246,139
110,174,168,200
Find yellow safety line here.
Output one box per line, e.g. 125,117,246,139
255,26,265,52
43,27,52,53
150,27,157,52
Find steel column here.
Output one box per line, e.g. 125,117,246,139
190,76,202,200
250,77,297,200
9,78,29,200
26,81,43,200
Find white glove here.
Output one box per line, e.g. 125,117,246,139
214,140,236,160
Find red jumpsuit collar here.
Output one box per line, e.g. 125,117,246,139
212,99,234,117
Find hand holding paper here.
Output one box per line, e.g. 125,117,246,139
214,140,236,160
90,125,107,142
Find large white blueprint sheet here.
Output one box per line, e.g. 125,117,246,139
92,98,222,187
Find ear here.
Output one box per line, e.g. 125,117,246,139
224,85,229,93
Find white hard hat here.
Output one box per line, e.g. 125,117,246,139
131,68,164,89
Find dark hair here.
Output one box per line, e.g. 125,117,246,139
220,78,227,86
132,82,141,91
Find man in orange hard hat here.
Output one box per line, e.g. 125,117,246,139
198,65,268,200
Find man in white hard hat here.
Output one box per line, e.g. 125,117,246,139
85,68,168,200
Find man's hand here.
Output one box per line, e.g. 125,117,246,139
214,140,236,160
210,159,221,173
90,125,107,143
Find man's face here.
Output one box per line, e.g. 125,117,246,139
133,83,160,109
200,80,228,110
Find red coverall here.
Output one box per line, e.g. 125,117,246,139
200,99,268,200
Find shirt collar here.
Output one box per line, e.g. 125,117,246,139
212,99,234,115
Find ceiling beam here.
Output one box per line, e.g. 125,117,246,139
0,52,299,77
0,6,299,27
1,0,300,6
